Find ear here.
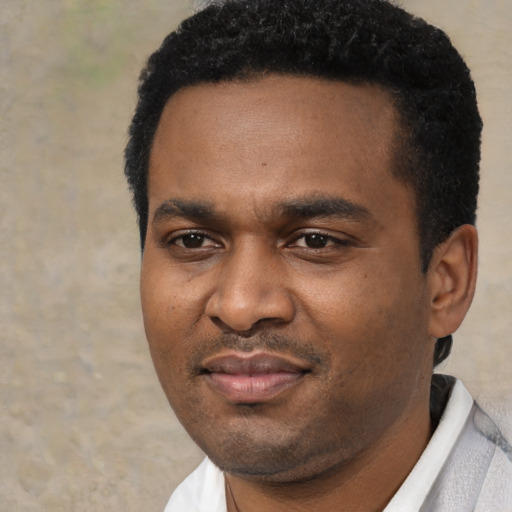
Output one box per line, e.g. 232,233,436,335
427,224,478,338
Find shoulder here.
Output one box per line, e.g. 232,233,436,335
387,377,512,512
472,403,512,511
432,381,512,511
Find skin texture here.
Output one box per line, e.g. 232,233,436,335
141,75,478,511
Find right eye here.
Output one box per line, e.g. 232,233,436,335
169,231,220,249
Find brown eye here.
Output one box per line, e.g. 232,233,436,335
303,234,329,248
289,232,350,250
176,233,207,248
165,230,221,252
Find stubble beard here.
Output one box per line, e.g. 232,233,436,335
167,331,369,483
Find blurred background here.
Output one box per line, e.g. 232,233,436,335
1,1,511,510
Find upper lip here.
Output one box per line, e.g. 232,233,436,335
201,351,310,375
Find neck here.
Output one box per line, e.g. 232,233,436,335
225,402,432,512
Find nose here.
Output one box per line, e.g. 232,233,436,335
205,242,295,333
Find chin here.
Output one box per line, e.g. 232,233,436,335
192,424,352,484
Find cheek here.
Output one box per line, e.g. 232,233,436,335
301,259,428,365
140,259,217,394
141,259,200,338
140,262,186,372
140,282,193,407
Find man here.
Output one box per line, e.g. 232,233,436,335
124,0,512,510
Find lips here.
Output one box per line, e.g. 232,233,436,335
201,351,309,403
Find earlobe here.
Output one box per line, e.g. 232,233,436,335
427,224,478,338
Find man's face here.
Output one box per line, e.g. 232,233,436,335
141,76,435,482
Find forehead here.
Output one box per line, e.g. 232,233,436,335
148,75,412,223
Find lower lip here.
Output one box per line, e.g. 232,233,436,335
206,372,304,403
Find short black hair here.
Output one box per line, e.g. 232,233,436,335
124,0,482,365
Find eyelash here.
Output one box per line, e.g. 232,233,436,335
289,232,350,250
165,230,219,249
164,230,350,251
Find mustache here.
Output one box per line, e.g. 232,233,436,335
187,331,329,374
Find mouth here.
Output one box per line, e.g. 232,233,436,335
200,351,311,404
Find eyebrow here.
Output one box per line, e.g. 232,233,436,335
152,196,372,226
279,197,371,222
152,199,217,224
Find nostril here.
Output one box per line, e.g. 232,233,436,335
207,316,259,338
208,314,292,338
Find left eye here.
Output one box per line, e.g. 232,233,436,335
292,233,343,249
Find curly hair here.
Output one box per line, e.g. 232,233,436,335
124,0,482,365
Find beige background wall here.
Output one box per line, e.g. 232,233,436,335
1,1,511,510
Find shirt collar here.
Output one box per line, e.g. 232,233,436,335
383,377,474,512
